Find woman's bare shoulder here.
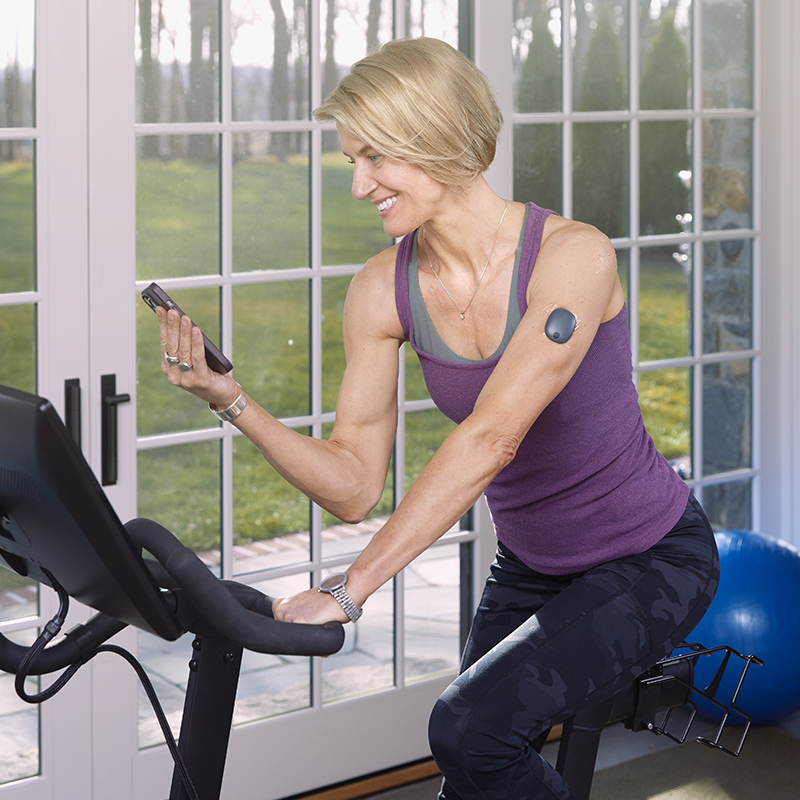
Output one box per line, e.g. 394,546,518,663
344,242,406,342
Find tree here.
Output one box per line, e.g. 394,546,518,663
513,14,562,211
640,11,691,234
572,8,627,237
188,0,219,162
270,0,290,160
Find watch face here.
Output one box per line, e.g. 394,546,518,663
320,572,348,592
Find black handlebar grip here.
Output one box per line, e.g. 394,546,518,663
125,518,345,657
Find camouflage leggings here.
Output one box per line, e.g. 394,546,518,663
429,495,719,800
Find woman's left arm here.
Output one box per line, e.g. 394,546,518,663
274,220,622,624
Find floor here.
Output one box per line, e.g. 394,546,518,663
365,707,800,800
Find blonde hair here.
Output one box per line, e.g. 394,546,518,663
314,38,502,188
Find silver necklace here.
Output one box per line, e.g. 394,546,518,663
423,200,508,320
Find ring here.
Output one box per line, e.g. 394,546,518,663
178,361,193,372
165,353,180,366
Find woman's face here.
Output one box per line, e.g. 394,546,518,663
337,124,447,239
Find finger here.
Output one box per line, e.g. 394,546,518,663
177,314,194,366
164,309,182,362
189,323,209,371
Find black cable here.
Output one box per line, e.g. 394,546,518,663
12,573,200,800
96,644,200,800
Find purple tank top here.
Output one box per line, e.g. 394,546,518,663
395,203,689,574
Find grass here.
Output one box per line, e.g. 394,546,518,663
2,155,693,554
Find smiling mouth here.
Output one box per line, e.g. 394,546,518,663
376,196,398,213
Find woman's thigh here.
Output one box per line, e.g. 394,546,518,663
430,497,719,794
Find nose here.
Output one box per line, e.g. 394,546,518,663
351,161,378,202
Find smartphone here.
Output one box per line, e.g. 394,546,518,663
141,282,234,374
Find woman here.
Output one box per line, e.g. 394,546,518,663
157,38,718,800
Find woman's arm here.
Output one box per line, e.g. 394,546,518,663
158,249,404,524
274,220,623,624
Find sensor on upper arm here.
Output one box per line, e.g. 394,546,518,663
544,307,576,344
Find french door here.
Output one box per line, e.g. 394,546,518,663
0,2,498,799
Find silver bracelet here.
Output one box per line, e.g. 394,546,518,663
209,384,247,422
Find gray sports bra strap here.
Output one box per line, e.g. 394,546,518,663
408,207,528,364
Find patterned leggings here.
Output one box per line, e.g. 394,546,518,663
428,495,719,800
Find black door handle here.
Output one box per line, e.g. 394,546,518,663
101,374,131,486
64,378,81,446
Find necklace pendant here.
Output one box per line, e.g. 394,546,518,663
459,313,465,320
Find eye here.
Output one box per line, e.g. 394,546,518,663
368,154,383,164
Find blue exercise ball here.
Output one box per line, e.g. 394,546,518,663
685,529,800,725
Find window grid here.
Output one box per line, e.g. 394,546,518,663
134,1,476,710
512,0,758,527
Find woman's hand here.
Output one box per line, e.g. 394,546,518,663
157,307,240,408
272,589,350,626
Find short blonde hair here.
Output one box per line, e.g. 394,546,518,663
315,38,502,188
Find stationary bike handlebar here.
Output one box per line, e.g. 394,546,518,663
0,518,344,676
125,518,345,658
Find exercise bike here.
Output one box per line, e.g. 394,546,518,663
0,383,761,800
0,383,343,800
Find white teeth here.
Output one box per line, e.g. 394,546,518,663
377,196,397,212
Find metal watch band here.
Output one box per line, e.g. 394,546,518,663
209,386,247,422
330,586,363,623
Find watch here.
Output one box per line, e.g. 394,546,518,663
319,573,363,623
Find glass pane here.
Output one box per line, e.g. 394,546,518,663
0,1,35,128
231,0,309,123
640,2,691,111
137,286,223,436
233,132,309,272
640,121,691,235
573,0,628,112
0,304,35,393
135,0,220,124
137,440,222,559
323,578,394,703
702,118,752,232
321,152,390,267
573,122,629,239
638,367,691,474
702,0,753,109
233,433,311,576
0,573,37,623
320,0,393,102
405,0,459,45
137,629,191,748
513,1,562,113
616,248,630,306
405,542,461,684
404,343,429,402
702,480,751,531
137,134,220,280
703,238,752,354
232,281,310,419
513,123,562,214
405,408,457,493
235,574,311,724
321,275,350,414
639,245,691,362
0,629,38,783
702,359,751,476
0,142,35,293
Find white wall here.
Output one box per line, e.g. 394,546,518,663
758,0,800,545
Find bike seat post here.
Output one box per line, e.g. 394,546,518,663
555,695,616,800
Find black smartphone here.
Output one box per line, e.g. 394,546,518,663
141,282,234,374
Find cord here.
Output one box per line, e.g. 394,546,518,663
12,574,200,800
